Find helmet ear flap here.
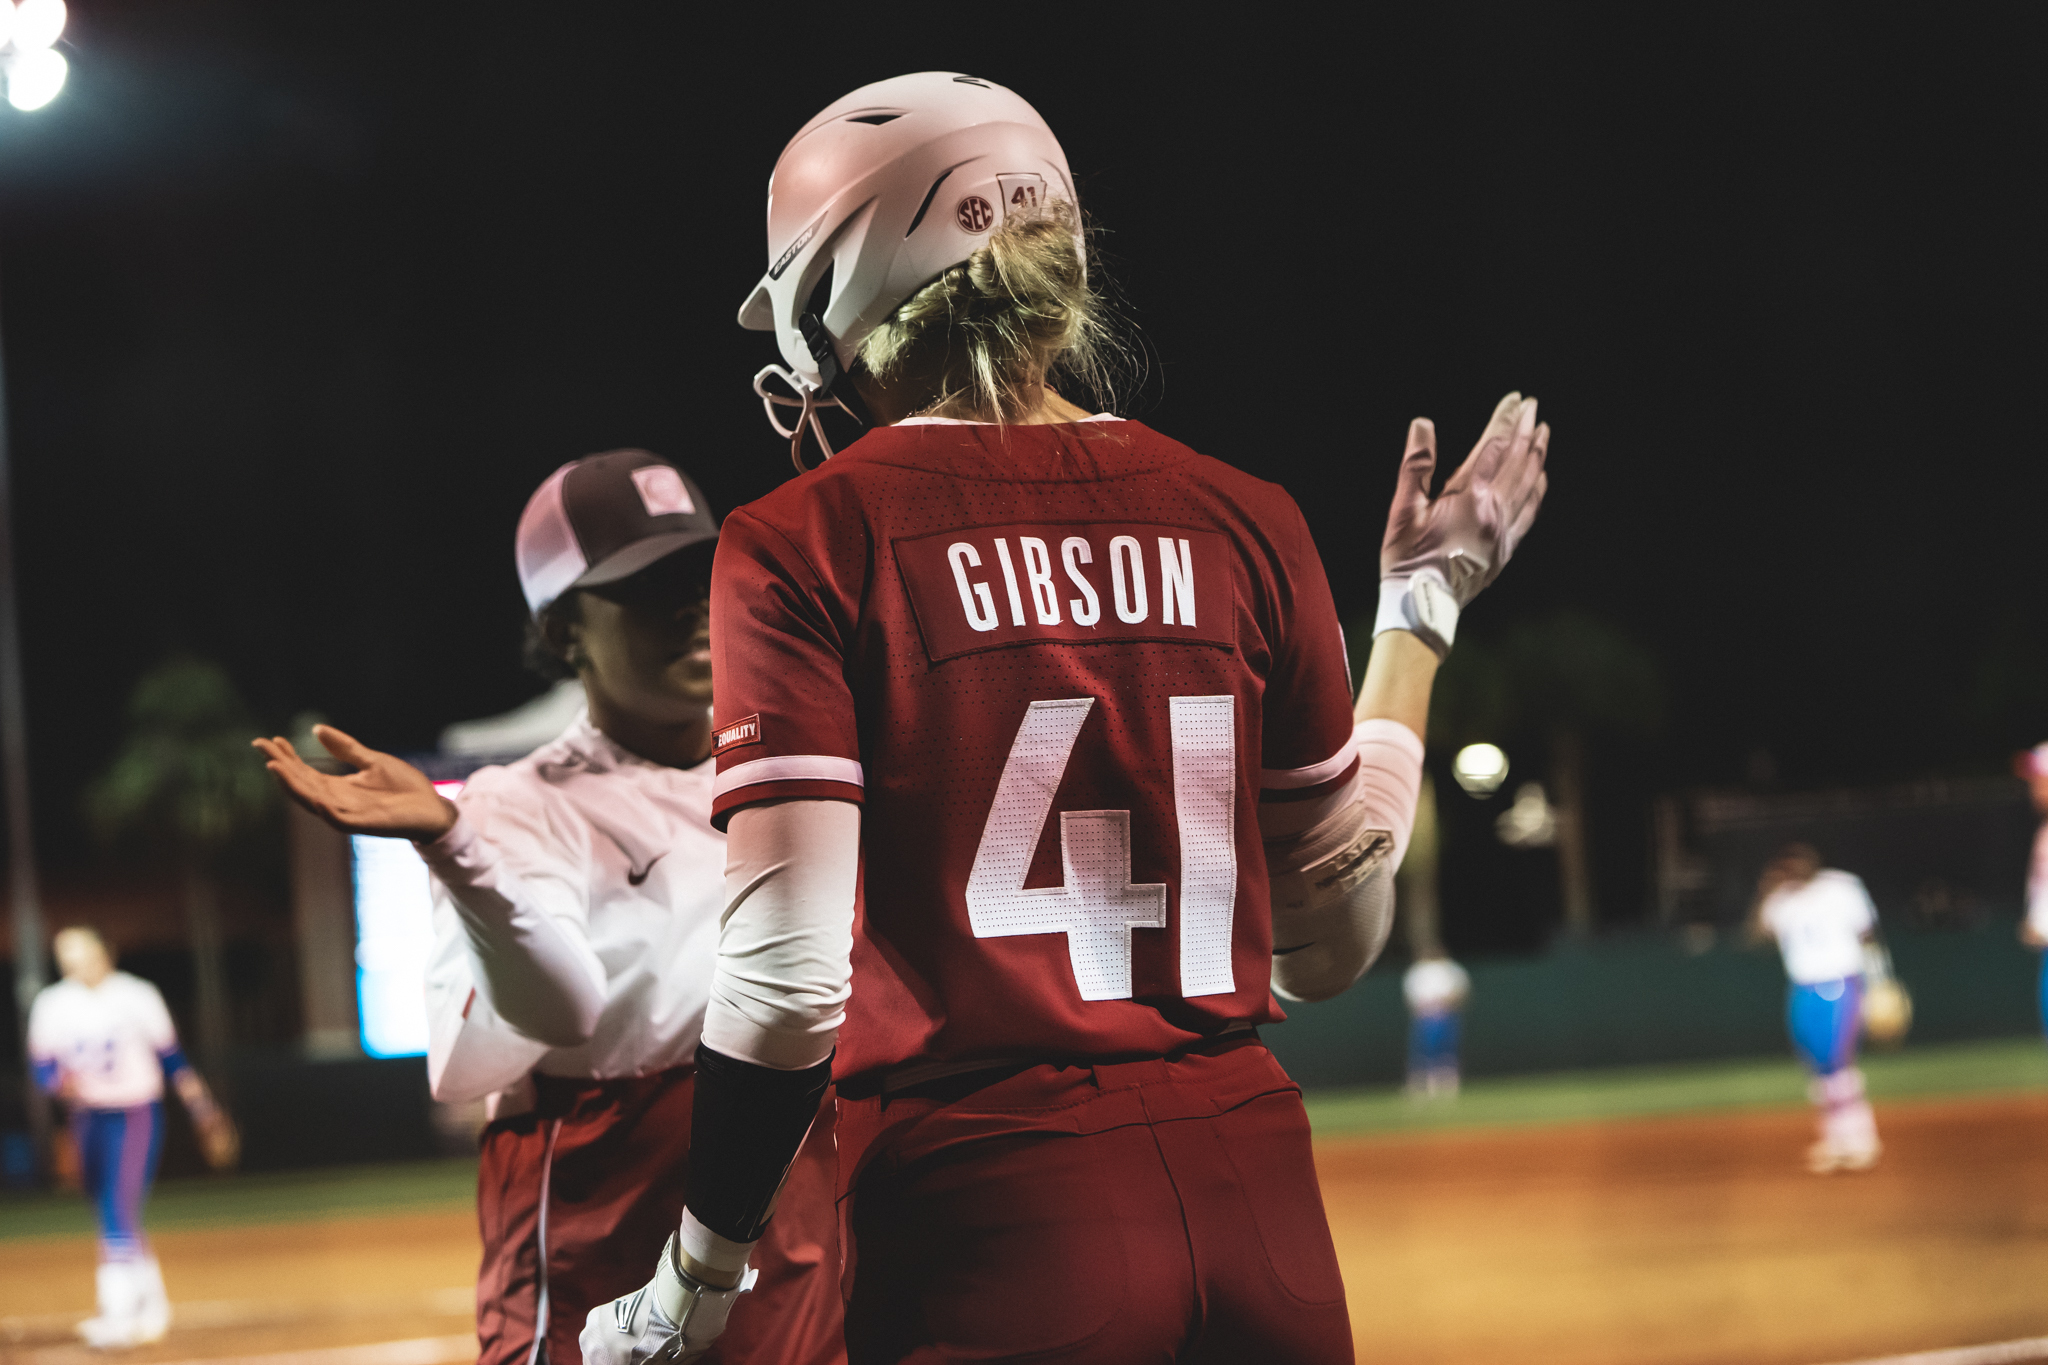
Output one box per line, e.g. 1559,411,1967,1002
738,283,774,331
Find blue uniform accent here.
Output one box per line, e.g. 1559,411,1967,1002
156,1046,190,1080
2036,955,2048,1039
69,1103,163,1259
1409,1009,1462,1074
1787,976,1863,1076
32,1058,59,1094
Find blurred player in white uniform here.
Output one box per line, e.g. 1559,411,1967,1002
2015,743,2048,1029
1750,843,1881,1173
1403,953,1470,1097
257,451,842,1365
27,926,236,1348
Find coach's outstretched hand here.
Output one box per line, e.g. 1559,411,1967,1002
253,725,458,843
1375,392,1551,656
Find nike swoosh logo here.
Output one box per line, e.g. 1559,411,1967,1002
626,854,665,887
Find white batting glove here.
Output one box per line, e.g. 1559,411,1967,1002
1376,393,1550,656
579,1235,756,1365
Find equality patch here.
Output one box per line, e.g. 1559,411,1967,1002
712,714,763,755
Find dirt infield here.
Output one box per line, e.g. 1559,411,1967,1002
1321,1090,2048,1364
0,1210,479,1365
4,1090,2048,1364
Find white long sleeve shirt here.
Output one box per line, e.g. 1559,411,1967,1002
418,712,726,1100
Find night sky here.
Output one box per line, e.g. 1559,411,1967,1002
0,4,2042,905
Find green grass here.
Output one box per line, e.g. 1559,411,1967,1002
0,1155,478,1242
1303,1035,2048,1139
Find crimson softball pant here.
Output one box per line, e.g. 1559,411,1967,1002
475,1066,844,1365
835,1039,1353,1364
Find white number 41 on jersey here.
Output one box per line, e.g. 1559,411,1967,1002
965,696,1238,1002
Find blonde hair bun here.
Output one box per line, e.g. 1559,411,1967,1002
857,199,1117,423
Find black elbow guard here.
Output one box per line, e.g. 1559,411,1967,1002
686,1044,834,1245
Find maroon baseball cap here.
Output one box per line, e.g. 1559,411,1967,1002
515,450,718,615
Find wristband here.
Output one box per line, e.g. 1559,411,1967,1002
677,1207,756,1282
650,1233,756,1343
1373,570,1458,658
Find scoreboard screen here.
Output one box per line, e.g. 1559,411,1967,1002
348,781,464,1058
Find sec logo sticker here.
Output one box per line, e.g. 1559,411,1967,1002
956,196,995,233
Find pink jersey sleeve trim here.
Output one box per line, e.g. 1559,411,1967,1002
713,754,866,801
1259,738,1360,790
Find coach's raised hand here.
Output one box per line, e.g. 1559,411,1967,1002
1375,392,1551,657
252,725,458,843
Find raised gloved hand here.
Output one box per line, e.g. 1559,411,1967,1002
1376,392,1550,656
580,1235,755,1365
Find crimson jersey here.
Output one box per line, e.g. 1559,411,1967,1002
710,419,1358,1083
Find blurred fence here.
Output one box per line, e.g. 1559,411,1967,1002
1270,917,2042,1088
1654,777,2034,927
0,1050,437,1182
3,922,2039,1177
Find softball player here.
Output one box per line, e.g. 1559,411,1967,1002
27,926,236,1348
586,73,1549,1364
1403,953,1471,1097
1750,843,1882,1173
2016,743,2048,1027
256,451,842,1365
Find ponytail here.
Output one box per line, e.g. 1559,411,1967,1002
856,199,1122,422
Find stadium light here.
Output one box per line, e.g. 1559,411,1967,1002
1496,782,1558,848
2,0,68,112
10,0,63,51
1452,743,1510,796
6,47,63,111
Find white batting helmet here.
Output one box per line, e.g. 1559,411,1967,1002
738,72,1079,466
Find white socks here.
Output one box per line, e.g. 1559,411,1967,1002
135,1256,171,1342
1809,1066,1880,1163
79,1255,169,1348
80,1261,140,1348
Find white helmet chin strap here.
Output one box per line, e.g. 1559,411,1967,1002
752,365,846,474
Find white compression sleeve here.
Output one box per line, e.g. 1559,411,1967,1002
417,816,608,1048
1262,718,1426,1003
701,799,860,1071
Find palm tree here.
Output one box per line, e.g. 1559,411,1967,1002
1498,614,1662,934
86,656,275,1079
1425,614,1663,938
1393,770,1445,956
